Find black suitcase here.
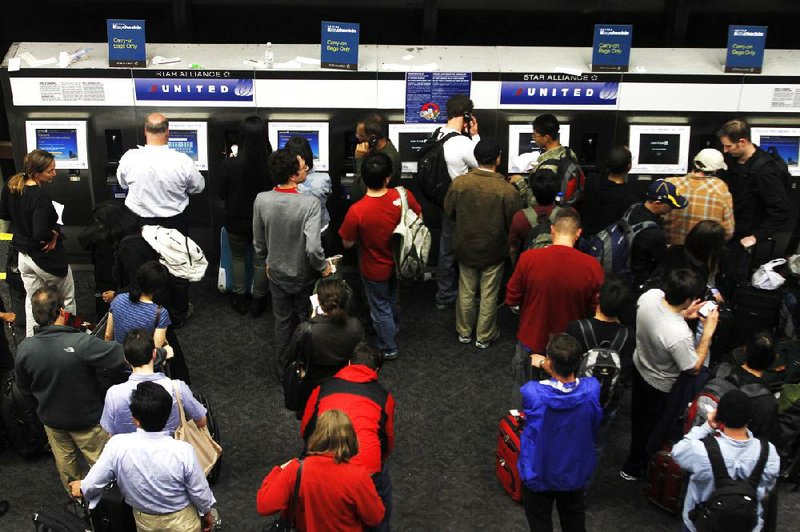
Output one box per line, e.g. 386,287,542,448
89,483,136,532
32,504,91,532
0,370,50,459
193,391,222,484
733,285,783,345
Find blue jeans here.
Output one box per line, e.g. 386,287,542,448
363,277,399,353
436,215,458,306
367,468,392,532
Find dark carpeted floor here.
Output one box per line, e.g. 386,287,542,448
1,269,799,531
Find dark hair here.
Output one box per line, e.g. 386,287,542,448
111,206,143,242
474,138,503,166
684,220,726,278
717,119,751,143
360,113,388,139
316,277,350,324
546,333,583,378
552,207,581,233
362,152,393,190
606,146,632,174
533,114,560,140
123,328,155,368
350,341,384,370
129,381,172,432
31,285,62,326
744,331,776,371
445,94,473,118
144,115,169,135
284,136,315,172
79,201,122,250
663,269,704,306
598,276,632,318
129,261,168,303
530,168,561,206
268,149,300,185
240,116,273,191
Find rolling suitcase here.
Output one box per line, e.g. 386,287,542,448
733,284,783,346
0,369,50,459
89,483,136,532
32,504,91,532
647,446,685,514
496,410,526,503
217,226,254,293
193,391,222,484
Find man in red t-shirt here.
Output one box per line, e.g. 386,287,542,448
339,153,422,360
506,208,604,393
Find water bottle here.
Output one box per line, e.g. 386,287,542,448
264,42,274,69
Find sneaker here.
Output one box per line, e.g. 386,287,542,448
249,296,269,318
230,293,249,315
458,334,471,344
475,332,501,349
382,350,399,361
619,469,642,482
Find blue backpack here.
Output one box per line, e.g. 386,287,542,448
581,204,658,281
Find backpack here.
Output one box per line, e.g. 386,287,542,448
528,146,585,206
581,204,658,281
752,146,793,195
684,363,771,434
141,225,209,282
521,208,557,251
415,129,461,207
688,435,770,532
575,319,626,409
392,187,431,280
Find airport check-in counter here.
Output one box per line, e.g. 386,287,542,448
2,42,800,262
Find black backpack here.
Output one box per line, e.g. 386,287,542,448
689,435,770,532
575,320,626,409
415,129,461,207
752,146,792,195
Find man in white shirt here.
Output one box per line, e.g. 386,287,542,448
435,94,480,310
117,113,205,232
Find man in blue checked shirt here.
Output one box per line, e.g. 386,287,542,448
71,381,217,531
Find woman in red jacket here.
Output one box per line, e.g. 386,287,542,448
257,409,384,531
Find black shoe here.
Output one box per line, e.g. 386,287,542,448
250,296,269,318
231,293,249,315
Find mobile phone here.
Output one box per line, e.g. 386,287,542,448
698,300,718,318
463,112,472,135
368,135,378,150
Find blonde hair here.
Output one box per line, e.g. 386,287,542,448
8,149,55,195
306,409,359,464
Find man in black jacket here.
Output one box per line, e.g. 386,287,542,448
15,286,126,492
718,119,791,250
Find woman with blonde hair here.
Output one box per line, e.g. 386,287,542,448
257,409,384,531
0,149,75,336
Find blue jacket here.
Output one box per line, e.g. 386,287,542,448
518,377,603,492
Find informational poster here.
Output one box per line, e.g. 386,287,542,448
107,19,146,68
500,73,619,106
771,87,800,109
725,25,767,74
592,24,633,72
404,72,472,124
321,21,360,70
132,70,254,107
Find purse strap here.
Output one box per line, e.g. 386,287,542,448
172,381,188,427
287,460,304,525
154,305,163,330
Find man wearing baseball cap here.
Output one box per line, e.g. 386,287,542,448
625,179,688,287
665,149,735,246
673,389,780,532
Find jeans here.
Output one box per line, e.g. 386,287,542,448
269,280,312,373
522,485,586,532
456,261,504,343
367,468,393,532
362,277,399,353
435,216,458,306
227,231,268,298
19,253,76,337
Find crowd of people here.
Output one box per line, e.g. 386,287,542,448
2,98,799,531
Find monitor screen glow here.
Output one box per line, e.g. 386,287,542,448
751,127,800,177
629,125,691,175
268,122,330,172
388,124,439,173
168,121,208,170
25,120,89,170
507,124,571,173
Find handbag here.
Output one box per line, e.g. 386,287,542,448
172,382,222,476
282,322,314,412
752,258,787,290
266,460,303,531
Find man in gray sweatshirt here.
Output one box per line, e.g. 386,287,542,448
253,149,331,375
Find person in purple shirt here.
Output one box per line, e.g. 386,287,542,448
101,328,206,436
72,381,217,531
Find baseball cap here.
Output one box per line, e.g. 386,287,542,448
646,179,688,209
716,389,753,429
693,148,727,173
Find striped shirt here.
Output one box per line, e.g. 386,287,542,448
664,174,734,246
110,294,171,344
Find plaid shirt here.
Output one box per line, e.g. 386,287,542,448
664,174,734,245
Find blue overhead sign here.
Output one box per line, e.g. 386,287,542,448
321,21,360,70
725,25,767,73
592,24,632,72
405,72,472,124
500,79,619,106
107,19,146,68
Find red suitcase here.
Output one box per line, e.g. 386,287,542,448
496,410,526,503
647,446,686,515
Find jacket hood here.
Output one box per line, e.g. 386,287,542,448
535,378,599,411
334,364,379,383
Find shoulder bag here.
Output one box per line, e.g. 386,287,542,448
173,382,222,476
